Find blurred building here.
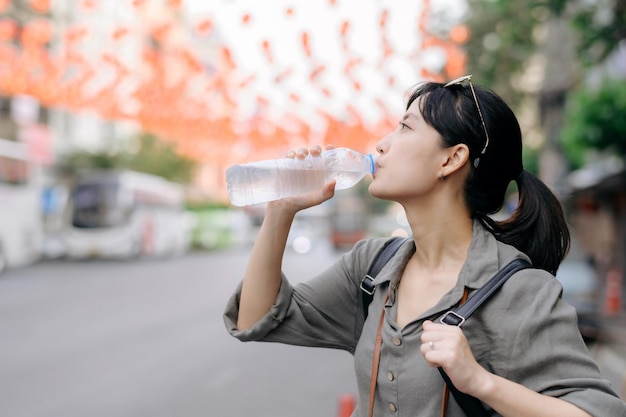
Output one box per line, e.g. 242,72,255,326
566,158,626,315
0,2,52,166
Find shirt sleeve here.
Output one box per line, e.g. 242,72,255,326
501,270,626,416
223,238,388,354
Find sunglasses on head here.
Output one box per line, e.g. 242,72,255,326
444,75,490,167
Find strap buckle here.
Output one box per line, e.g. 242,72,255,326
360,275,376,295
440,311,466,327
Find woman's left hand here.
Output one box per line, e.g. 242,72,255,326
420,320,488,396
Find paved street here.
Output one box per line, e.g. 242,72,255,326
0,243,356,417
2,241,625,417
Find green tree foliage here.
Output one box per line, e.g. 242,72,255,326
464,0,626,169
464,0,625,98
59,133,198,184
463,0,550,106
125,133,197,184
569,0,626,66
561,79,626,168
60,151,128,171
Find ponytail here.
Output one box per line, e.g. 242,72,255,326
477,170,570,275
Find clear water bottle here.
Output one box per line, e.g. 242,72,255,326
226,147,375,207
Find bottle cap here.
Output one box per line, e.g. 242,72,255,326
367,154,375,174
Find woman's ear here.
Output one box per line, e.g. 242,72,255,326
441,144,470,177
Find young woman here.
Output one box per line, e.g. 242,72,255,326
224,76,626,416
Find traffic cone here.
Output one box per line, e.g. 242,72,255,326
336,393,356,417
603,269,623,316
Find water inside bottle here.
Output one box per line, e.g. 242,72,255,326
226,150,372,206
227,165,367,206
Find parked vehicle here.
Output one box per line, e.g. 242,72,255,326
61,169,192,260
0,138,44,273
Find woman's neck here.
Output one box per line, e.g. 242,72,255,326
404,203,474,271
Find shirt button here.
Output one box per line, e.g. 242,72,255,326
387,371,394,381
392,337,402,346
389,402,397,412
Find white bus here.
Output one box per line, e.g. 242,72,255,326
62,170,192,260
0,138,44,273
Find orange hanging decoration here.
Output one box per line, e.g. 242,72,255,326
179,49,203,73
379,9,389,28
339,20,350,51
261,39,273,64
422,35,443,48
0,44,16,67
64,25,88,44
309,64,325,82
346,104,362,125
0,0,456,168
256,96,270,107
166,0,181,10
450,25,470,44
0,0,10,13
239,74,256,88
274,68,293,83
220,46,236,69
195,19,213,37
416,0,430,33
301,32,312,57
0,19,17,42
444,45,467,79
343,57,360,75
21,19,53,47
28,0,50,13
80,0,97,10
111,26,129,41
340,20,350,36
151,22,172,44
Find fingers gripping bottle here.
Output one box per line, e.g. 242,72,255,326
225,148,375,207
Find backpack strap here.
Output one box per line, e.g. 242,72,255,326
439,258,532,327
437,258,532,417
361,237,406,319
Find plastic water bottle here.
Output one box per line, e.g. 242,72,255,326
226,147,375,207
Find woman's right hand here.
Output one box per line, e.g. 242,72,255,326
267,145,337,215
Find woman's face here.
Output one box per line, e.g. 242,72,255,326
369,97,451,202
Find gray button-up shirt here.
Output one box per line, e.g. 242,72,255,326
224,221,626,416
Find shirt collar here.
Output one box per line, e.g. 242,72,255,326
370,219,504,294
459,219,501,289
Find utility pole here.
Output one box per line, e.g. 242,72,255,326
537,16,579,197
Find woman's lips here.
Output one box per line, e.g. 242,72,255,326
373,162,381,177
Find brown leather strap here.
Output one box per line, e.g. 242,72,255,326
440,286,470,417
368,287,470,417
368,295,388,417
440,383,450,417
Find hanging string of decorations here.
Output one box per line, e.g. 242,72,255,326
0,0,469,164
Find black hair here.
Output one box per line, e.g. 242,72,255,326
406,81,570,275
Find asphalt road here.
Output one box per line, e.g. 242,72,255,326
0,243,357,417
